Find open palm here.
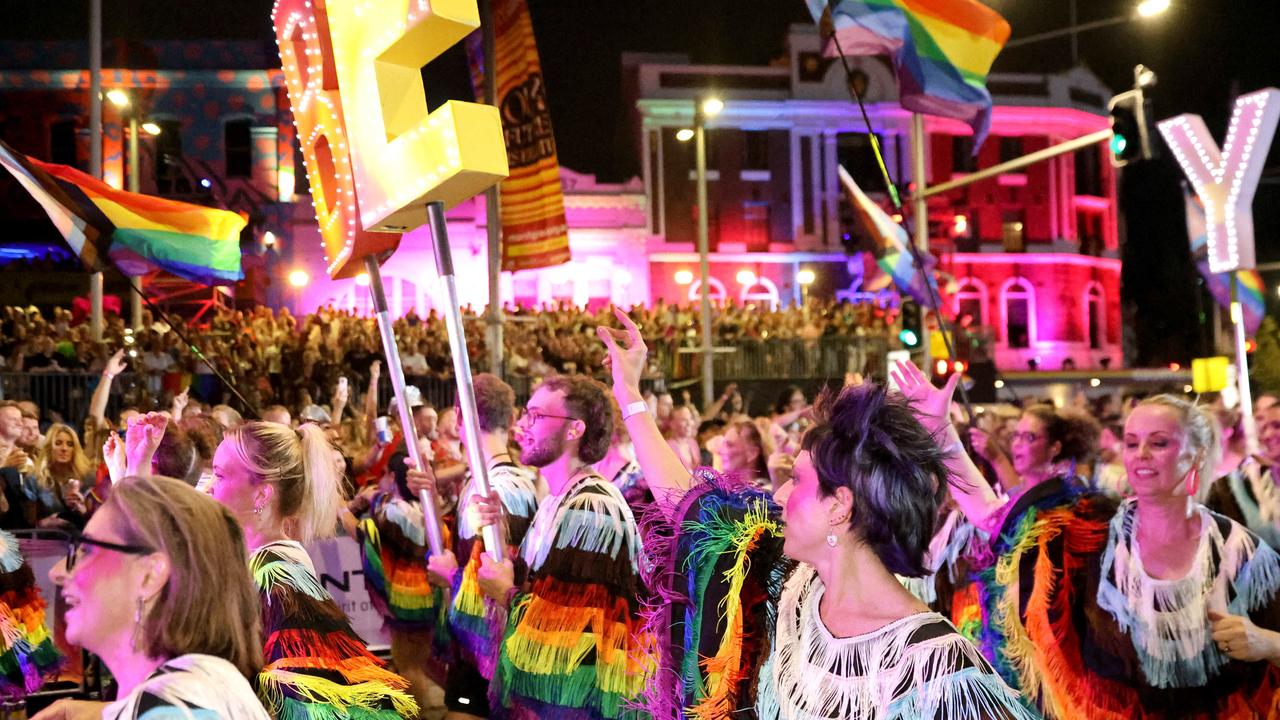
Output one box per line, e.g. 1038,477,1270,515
889,359,959,437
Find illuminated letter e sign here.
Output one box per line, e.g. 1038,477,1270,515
273,0,509,279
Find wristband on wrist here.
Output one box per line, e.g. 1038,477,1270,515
620,400,649,420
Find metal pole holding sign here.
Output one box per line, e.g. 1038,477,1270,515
364,255,447,558
1231,276,1258,455
427,202,505,563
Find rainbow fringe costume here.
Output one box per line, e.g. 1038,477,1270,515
357,493,451,683
251,541,419,720
0,530,61,700
492,473,653,719
637,469,790,720
448,463,538,680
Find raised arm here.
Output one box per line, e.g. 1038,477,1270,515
89,349,127,430
598,308,692,509
890,359,1005,533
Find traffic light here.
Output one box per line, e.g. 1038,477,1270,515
899,301,922,348
1108,87,1156,167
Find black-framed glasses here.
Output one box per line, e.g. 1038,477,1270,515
65,531,154,571
518,408,580,427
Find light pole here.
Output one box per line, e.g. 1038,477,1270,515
107,90,161,331
1005,0,1170,62
89,0,103,342
678,96,723,409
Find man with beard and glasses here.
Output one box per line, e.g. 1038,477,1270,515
469,374,653,719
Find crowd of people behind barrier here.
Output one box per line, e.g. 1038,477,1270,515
0,299,895,414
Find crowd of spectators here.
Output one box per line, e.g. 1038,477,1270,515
0,299,895,412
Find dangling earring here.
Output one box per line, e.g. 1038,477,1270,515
1185,467,1200,519
131,597,144,652
826,531,838,548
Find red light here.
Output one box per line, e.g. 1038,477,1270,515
935,359,949,375
1247,339,1258,353
953,360,967,373
1168,362,1181,371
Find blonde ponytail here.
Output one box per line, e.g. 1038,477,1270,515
294,423,344,543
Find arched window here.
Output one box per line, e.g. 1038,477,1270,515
688,278,727,305
952,277,987,328
740,276,780,310
1084,282,1105,349
224,117,254,177
1000,278,1035,349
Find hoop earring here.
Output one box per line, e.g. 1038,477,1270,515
1185,467,1200,519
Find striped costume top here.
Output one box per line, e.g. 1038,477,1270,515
0,528,62,700
493,471,654,720
250,540,418,720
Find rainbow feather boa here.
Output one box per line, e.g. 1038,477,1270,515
0,530,63,700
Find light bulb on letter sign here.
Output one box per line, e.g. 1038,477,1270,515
1157,88,1280,274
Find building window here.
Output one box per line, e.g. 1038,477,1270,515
837,132,884,190
689,277,727,305
953,278,987,328
1002,209,1026,251
952,135,977,173
999,136,1023,164
154,120,188,194
1075,145,1102,197
224,119,253,177
743,131,769,171
800,135,814,235
1085,282,1105,349
50,120,78,166
1001,278,1034,349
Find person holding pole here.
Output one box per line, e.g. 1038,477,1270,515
411,373,538,720
470,374,652,719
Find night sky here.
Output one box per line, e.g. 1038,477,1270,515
7,0,1278,362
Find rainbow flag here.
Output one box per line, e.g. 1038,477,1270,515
838,165,937,305
1185,189,1265,334
0,141,244,285
810,0,1011,148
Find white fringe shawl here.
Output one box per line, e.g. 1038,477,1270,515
757,565,1037,720
1097,498,1280,688
104,653,271,720
520,474,643,573
458,464,538,541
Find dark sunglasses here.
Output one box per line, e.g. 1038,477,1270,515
65,530,154,571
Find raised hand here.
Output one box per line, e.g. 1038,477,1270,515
103,432,127,484
890,359,960,437
171,386,190,420
104,349,128,378
125,412,169,476
596,307,647,398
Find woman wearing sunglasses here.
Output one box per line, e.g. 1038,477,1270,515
208,421,417,720
36,475,268,719
900,365,1280,720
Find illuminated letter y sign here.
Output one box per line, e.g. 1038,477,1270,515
1158,88,1280,273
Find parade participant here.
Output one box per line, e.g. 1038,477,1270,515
597,310,1034,720
414,374,538,720
37,475,267,720
472,374,651,719
1,528,61,702
900,360,1280,720
1208,403,1280,549
209,421,418,720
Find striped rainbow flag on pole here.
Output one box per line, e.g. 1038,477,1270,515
0,141,245,285
838,165,938,305
809,0,1011,148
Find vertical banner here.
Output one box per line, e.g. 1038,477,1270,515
467,0,570,271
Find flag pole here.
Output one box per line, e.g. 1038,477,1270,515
825,21,973,420
88,0,104,342
364,255,449,558
482,0,504,380
910,113,933,376
426,202,505,563
1230,273,1258,455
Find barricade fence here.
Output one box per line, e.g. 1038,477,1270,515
2,337,889,422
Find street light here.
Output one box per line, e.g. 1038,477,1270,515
288,269,310,288
1005,0,1171,64
141,122,162,136
105,88,130,108
107,88,161,331
682,95,723,408
797,269,816,286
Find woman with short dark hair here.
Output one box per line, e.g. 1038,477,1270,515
598,310,1034,719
